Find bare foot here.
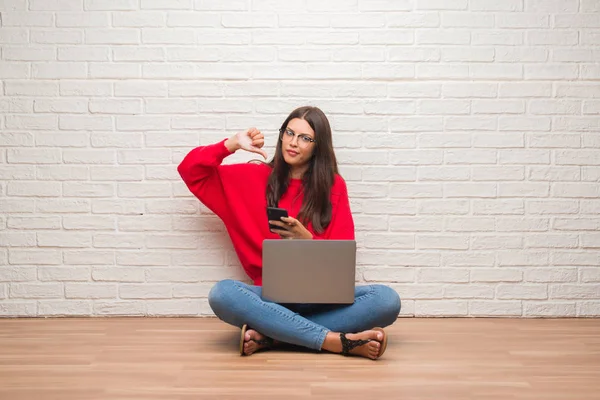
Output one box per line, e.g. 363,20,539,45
322,329,385,360
243,329,274,356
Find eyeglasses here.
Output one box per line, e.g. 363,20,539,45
279,128,316,147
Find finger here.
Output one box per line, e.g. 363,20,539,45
252,138,264,148
269,220,289,229
280,217,298,227
270,227,288,233
248,146,267,159
246,128,257,139
249,128,260,138
271,229,294,237
257,148,267,159
273,229,294,238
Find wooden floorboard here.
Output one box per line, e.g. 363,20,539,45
0,318,599,399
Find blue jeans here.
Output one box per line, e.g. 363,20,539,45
208,279,401,351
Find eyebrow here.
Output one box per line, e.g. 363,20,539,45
287,127,314,138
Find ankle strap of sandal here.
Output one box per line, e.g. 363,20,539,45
245,326,274,346
251,337,274,346
340,333,371,356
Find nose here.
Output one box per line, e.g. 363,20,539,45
289,134,300,147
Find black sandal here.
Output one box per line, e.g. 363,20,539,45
239,324,274,356
339,327,388,359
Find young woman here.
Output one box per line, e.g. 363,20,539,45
178,106,401,360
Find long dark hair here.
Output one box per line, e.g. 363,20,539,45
266,106,339,233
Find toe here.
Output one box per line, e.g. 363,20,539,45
370,343,380,356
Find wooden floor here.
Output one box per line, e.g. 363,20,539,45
1,318,599,400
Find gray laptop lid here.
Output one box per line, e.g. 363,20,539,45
261,239,356,304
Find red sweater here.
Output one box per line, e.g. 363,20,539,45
177,140,355,285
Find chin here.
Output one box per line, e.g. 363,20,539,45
283,155,305,169
283,154,296,165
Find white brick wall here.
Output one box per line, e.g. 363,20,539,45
1,1,599,318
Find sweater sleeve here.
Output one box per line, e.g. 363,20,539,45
324,176,355,240
177,139,233,222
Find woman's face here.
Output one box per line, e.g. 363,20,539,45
281,118,316,170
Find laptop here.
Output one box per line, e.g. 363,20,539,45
261,239,357,304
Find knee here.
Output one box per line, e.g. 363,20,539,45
372,285,401,325
208,279,236,316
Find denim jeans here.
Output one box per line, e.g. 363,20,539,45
208,279,401,351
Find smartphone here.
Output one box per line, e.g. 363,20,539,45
266,207,289,232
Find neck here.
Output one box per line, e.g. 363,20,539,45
289,165,308,180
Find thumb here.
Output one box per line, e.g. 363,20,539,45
248,146,267,160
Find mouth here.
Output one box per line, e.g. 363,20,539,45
286,150,299,157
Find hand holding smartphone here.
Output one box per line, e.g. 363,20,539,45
267,207,288,232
